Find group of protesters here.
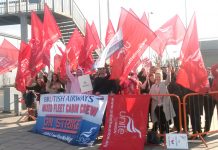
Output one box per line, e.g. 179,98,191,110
23,61,218,139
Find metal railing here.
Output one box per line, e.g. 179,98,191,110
0,32,22,40
0,0,86,34
182,91,218,147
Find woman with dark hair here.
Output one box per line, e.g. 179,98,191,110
26,76,47,116
26,76,47,101
93,67,111,95
140,73,155,94
47,73,64,93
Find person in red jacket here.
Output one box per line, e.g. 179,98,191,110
121,71,141,95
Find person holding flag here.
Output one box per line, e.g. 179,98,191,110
65,59,85,94
121,71,141,95
149,66,175,135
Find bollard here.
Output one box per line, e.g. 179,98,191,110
14,94,19,116
3,87,11,113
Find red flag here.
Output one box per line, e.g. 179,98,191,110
55,45,67,78
0,39,19,74
78,21,97,72
176,14,208,93
15,41,32,92
109,12,126,74
105,19,116,65
67,28,84,68
105,19,115,46
42,4,62,68
56,45,64,55
162,15,186,45
29,11,45,78
150,15,186,57
117,8,129,31
111,8,156,82
110,50,125,79
101,95,151,150
54,54,62,74
59,52,67,80
150,32,167,57
132,57,151,73
129,8,138,18
91,21,101,48
141,12,149,26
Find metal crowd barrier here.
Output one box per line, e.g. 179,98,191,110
182,91,218,147
145,93,182,148
149,93,182,132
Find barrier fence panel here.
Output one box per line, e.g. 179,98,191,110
182,91,218,147
148,94,182,132
146,93,182,147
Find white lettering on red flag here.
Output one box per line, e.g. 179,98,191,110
101,95,151,150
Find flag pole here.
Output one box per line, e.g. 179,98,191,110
148,12,151,59
107,0,110,21
98,0,102,46
147,12,153,60
165,47,170,62
184,0,188,28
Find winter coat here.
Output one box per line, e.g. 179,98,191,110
149,73,176,123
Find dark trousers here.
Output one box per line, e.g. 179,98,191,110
188,95,203,134
204,95,216,132
172,98,189,132
154,106,169,134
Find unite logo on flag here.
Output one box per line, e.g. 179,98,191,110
101,95,150,150
114,111,141,138
116,41,131,59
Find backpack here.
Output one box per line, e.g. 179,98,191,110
147,131,161,144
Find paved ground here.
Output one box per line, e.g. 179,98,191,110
0,113,218,150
